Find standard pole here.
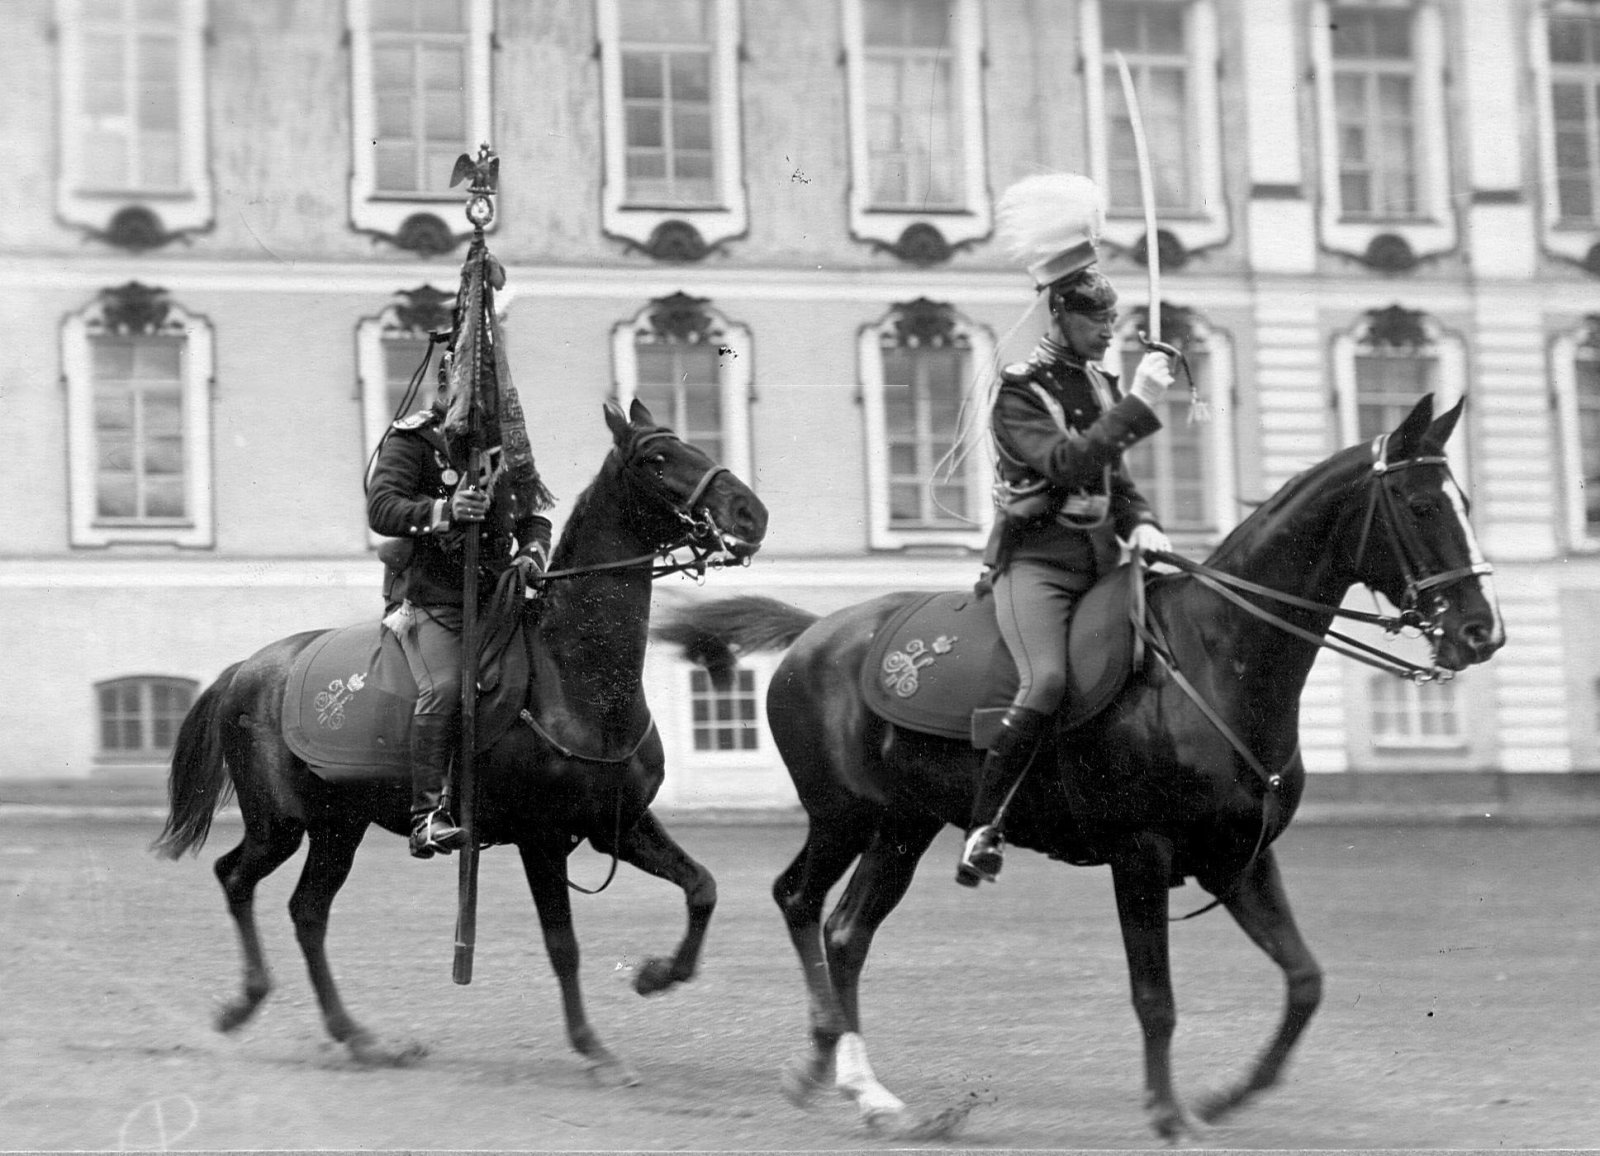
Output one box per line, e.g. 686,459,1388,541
453,482,481,985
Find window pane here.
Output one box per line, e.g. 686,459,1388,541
620,0,709,41
622,52,665,99
670,53,711,102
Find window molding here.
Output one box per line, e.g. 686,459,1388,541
1531,2,1600,267
1080,0,1229,258
610,294,753,481
1551,317,1600,552
54,0,214,246
62,283,215,549
346,0,495,252
1308,0,1458,266
95,674,199,764
1330,304,1468,483
858,300,994,551
840,0,992,263
1365,672,1466,751
1110,305,1237,541
596,0,748,261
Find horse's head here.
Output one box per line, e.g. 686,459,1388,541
604,398,768,560
1351,395,1505,671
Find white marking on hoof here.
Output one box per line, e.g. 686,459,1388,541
835,1032,905,1120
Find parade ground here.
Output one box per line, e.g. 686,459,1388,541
0,808,1595,1153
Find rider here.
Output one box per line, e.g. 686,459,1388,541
367,358,554,859
958,173,1175,887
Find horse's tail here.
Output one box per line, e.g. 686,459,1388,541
653,595,819,688
151,662,243,860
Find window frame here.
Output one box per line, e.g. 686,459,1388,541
62,289,215,549
1080,0,1229,254
1308,0,1457,260
1550,319,1600,552
1365,671,1465,751
1532,1,1600,262
596,0,748,251
841,0,992,251
95,674,198,763
686,664,764,756
55,0,213,236
1331,309,1468,485
858,302,994,551
347,0,495,242
1109,310,1237,542
610,297,753,483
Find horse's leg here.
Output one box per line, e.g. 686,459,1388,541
212,818,305,1034
823,815,953,1136
1109,831,1193,1143
285,816,413,1066
516,835,638,1088
1196,847,1323,1124
592,808,714,997
772,811,878,1110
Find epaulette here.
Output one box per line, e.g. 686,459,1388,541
999,361,1036,385
391,409,437,431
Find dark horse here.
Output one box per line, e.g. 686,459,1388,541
154,399,767,1083
655,396,1503,1139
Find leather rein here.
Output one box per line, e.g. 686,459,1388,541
1130,437,1493,920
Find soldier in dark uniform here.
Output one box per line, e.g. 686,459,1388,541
958,174,1175,887
367,388,552,858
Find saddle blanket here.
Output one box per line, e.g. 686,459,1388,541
282,621,527,782
861,565,1140,747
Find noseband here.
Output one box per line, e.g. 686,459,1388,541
1351,434,1494,637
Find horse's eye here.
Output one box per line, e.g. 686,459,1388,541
1408,494,1439,517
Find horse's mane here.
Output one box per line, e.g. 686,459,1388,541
1201,439,1370,573
546,449,623,572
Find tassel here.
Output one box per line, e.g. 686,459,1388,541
382,600,416,637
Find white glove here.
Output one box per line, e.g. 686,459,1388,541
1129,350,1175,407
1127,524,1171,556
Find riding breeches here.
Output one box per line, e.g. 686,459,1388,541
391,604,464,717
992,559,1085,715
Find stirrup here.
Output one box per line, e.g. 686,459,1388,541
409,809,466,859
956,825,1004,887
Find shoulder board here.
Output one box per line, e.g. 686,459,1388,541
1000,362,1036,385
391,409,437,432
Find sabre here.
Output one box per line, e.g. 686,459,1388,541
1114,52,1208,422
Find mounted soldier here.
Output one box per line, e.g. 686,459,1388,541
366,147,555,860
958,173,1176,887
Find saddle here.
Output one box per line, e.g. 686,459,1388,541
861,564,1143,747
282,621,529,782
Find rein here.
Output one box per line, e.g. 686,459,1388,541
1132,441,1493,920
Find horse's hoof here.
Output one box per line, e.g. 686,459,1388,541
890,1105,972,1141
631,956,680,996
343,1030,426,1068
585,1056,640,1088
779,1052,830,1108
214,1001,256,1034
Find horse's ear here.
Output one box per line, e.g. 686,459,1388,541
1423,395,1465,451
629,397,656,428
603,400,630,442
1388,393,1437,460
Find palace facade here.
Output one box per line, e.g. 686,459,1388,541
3,0,1599,805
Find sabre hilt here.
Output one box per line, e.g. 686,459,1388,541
1138,330,1210,425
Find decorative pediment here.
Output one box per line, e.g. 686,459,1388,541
89,283,184,336
1363,305,1431,351
883,298,969,349
1125,304,1202,351
390,286,455,335
641,293,721,344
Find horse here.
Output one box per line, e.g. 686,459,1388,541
153,398,768,1084
653,394,1504,1140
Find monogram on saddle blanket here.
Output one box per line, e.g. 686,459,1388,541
864,563,1145,747
282,622,528,781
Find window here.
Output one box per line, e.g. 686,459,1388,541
97,676,196,760
688,667,759,752
55,0,213,239
1551,317,1600,550
348,0,493,248
1309,1,1455,261
842,0,991,257
1534,3,1600,262
1332,305,1467,479
1080,0,1227,254
62,284,215,548
612,294,752,479
1115,307,1236,537
598,0,747,257
859,299,993,550
1368,674,1460,748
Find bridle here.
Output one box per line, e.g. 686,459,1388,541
534,426,746,584
1133,437,1494,920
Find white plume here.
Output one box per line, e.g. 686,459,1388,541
996,173,1105,281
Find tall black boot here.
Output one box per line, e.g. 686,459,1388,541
409,713,465,859
956,705,1049,886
